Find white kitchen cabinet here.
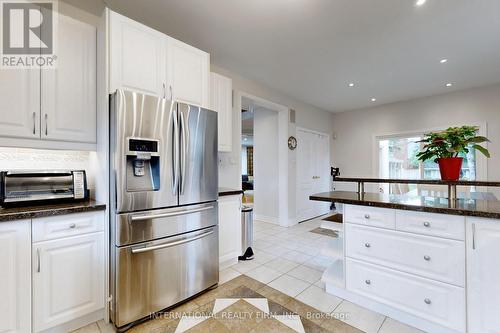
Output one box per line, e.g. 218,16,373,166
466,217,500,333
218,195,242,268
42,14,97,143
108,10,210,107
109,10,166,96
0,12,96,149
210,72,233,152
167,38,210,107
32,231,104,332
0,220,31,333
0,70,40,140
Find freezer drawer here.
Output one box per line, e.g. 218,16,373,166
114,202,217,246
112,226,219,328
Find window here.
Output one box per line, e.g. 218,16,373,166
378,134,477,181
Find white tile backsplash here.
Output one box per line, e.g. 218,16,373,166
0,147,95,188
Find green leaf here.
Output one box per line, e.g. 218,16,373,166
473,144,491,158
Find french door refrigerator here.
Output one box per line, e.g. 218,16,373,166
109,89,219,329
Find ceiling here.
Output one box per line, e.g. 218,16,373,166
105,0,500,112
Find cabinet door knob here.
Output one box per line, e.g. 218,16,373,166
69,223,76,229
424,298,432,305
364,243,371,248
423,221,431,227
364,214,370,219
365,279,371,285
424,255,431,261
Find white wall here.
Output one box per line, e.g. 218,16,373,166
253,108,280,222
212,64,335,190
331,84,500,192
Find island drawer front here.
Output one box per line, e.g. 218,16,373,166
32,211,105,243
396,210,465,240
344,205,395,229
346,258,466,333
346,224,465,286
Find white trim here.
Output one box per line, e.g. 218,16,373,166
372,122,488,184
0,137,97,151
235,91,290,227
296,126,330,138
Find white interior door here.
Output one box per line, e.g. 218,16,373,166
296,129,331,222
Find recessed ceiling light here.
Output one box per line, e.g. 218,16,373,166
371,98,377,102
348,83,355,87
445,83,453,87
440,58,448,63
415,0,427,6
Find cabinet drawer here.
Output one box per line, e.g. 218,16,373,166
32,211,104,242
345,204,395,229
346,224,465,286
396,210,465,240
346,258,466,333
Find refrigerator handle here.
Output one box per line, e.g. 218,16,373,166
179,111,187,195
172,106,180,196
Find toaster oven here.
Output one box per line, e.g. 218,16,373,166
0,170,88,206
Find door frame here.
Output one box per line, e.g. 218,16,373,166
235,90,290,227
295,127,331,223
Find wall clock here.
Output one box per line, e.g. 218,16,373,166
288,136,297,150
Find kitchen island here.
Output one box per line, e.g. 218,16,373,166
310,182,500,333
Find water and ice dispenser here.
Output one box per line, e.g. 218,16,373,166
126,138,161,192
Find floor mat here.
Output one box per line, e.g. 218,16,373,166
121,275,362,333
309,227,339,238
322,213,343,223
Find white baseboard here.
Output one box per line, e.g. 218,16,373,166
253,214,279,225
41,309,105,333
220,254,239,270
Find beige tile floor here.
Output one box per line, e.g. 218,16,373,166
74,217,423,333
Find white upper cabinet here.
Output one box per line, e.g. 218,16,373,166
109,10,166,96
0,220,31,333
210,72,233,152
167,38,210,107
0,70,40,140
466,217,500,333
0,12,96,149
42,14,96,143
108,10,210,107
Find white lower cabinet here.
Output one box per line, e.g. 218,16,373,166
0,220,31,333
32,232,104,332
31,212,105,332
466,217,500,333
218,195,242,267
347,258,465,332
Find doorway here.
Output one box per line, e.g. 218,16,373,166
241,97,280,223
296,128,331,222
236,92,289,226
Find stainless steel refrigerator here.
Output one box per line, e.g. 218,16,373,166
109,89,219,329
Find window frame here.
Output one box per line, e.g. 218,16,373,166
372,123,488,193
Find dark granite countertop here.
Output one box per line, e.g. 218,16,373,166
219,188,244,197
310,191,500,219
0,200,107,222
